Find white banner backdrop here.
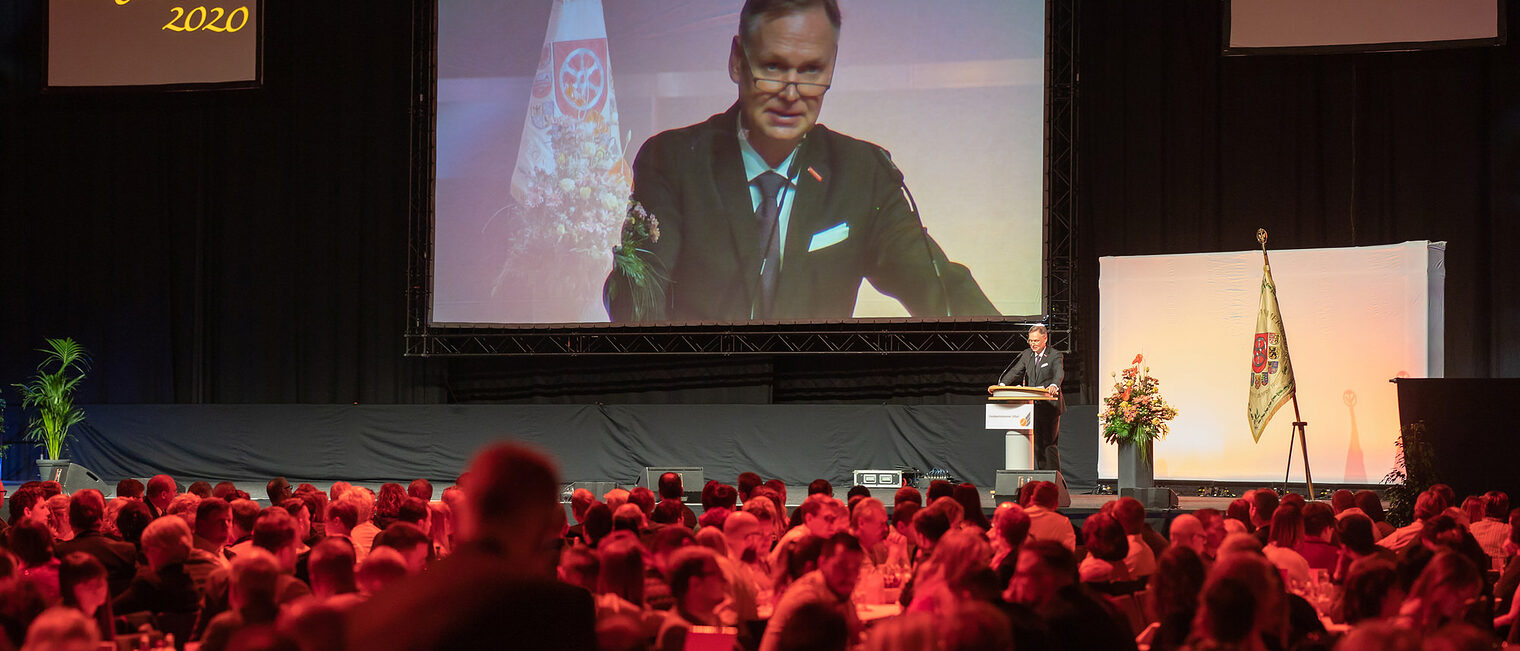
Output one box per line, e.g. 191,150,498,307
1097,241,1445,483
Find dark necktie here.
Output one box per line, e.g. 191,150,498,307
755,171,787,318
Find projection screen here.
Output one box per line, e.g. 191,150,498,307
1098,241,1445,483
432,0,1044,325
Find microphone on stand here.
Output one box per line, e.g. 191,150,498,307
874,145,952,317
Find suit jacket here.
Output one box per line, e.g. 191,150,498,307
998,348,1066,414
606,104,996,322
54,530,138,598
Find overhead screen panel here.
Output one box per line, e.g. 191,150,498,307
1227,0,1502,53
48,0,261,88
432,0,1044,325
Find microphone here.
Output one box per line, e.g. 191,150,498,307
874,145,951,317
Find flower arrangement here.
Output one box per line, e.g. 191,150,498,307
607,200,667,321
1098,354,1179,462
493,111,631,302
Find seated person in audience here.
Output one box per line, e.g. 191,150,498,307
1296,501,1339,572
737,472,764,504
1150,545,1206,651
772,495,845,567
306,538,361,609
1331,489,1356,515
197,549,282,651
604,488,632,514
1168,513,1208,558
1469,491,1511,563
346,443,598,651
394,497,431,532
356,547,410,597
18,607,100,651
166,494,201,529
1493,509,1520,614
114,501,153,562
145,475,177,520
1249,488,1279,545
294,489,328,546
1340,557,1402,626
373,483,407,532
893,486,922,510
698,507,731,532
1023,481,1076,551
1399,550,1483,635
1332,511,1393,583
629,487,658,521
118,479,147,501
322,499,363,562
557,543,598,593
54,490,138,599
613,504,652,548
1006,539,1138,651
8,485,50,529
951,483,989,532
276,499,315,556
112,516,200,619
1380,489,1444,553
774,601,851,651
346,488,382,560
1224,497,1254,535
1112,497,1159,578
646,525,696,612
925,480,953,504
657,473,698,529
58,552,113,641
1262,504,1311,586
224,498,262,560
564,488,597,543
651,500,685,527
211,482,237,501
656,547,731,651
10,520,62,604
266,477,293,506
847,485,871,505
407,478,433,502
184,498,233,596
1355,490,1395,541
989,502,1031,588
1077,512,1132,584
741,496,781,558
748,488,788,543
906,529,994,616
186,481,212,499
45,494,74,543
849,498,889,569
593,532,666,643
1193,508,1228,562
1190,553,1288,651
427,502,453,560
772,533,825,599
372,522,432,574
720,511,770,621
196,507,314,640
907,504,951,569
884,501,918,568
761,533,864,651
580,503,614,548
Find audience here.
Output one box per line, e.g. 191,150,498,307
8,445,1517,651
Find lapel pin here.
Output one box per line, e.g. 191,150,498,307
806,167,823,182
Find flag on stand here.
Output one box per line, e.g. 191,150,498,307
1246,260,1296,442
510,0,630,203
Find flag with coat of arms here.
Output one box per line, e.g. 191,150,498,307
1246,260,1296,442
510,0,630,204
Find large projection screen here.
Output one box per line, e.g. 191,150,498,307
432,0,1044,325
1227,0,1502,53
1097,242,1445,483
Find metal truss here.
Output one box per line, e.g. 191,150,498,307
1044,0,1079,354
407,321,1045,356
403,0,1080,357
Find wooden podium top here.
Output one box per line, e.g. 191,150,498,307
987,385,1059,401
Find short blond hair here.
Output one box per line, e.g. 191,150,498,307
142,516,193,564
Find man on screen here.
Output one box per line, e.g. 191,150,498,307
995,325,1065,471
603,0,996,322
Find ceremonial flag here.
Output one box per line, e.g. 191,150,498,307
509,0,630,203
1246,260,1296,442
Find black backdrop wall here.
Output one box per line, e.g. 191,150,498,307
2,1,1518,449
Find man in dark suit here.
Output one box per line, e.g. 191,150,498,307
54,490,138,598
997,324,1065,471
605,0,996,322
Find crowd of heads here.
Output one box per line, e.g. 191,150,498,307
4,446,1518,651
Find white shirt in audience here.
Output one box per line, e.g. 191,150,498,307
1024,505,1076,551
1122,533,1157,578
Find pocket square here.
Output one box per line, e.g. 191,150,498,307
1040,363,1049,368
807,222,850,252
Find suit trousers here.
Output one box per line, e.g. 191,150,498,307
1034,402,1062,471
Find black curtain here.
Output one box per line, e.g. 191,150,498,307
1,0,1517,413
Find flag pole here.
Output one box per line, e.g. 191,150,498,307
1257,229,1314,498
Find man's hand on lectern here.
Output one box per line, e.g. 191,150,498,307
1047,385,1060,397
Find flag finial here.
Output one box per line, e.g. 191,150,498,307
1256,228,1268,249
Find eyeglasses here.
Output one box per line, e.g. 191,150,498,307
741,47,832,98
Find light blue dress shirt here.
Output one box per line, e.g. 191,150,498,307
738,128,802,266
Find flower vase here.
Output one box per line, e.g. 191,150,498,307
1117,440,1155,490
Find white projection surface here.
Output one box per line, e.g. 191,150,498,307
1097,242,1445,483
1229,0,1500,50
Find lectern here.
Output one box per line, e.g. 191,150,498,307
987,386,1070,507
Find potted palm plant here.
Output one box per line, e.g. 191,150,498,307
13,338,90,478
